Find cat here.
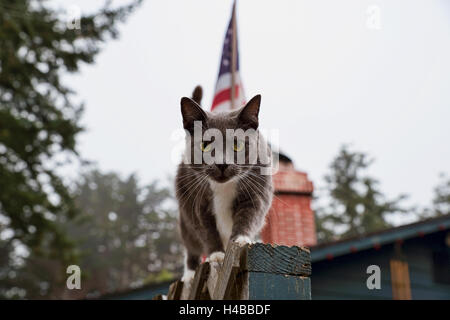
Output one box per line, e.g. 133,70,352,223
175,86,273,283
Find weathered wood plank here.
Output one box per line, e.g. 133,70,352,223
248,273,311,300
211,242,245,300
167,280,183,300
245,243,311,276
180,280,191,300
188,263,210,300
199,282,211,300
206,261,220,299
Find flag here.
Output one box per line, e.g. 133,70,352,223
211,2,246,112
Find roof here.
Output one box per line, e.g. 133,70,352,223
311,215,450,262
272,150,293,163
278,152,292,163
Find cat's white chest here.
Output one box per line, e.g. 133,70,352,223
209,179,237,250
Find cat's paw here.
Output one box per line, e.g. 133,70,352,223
181,269,195,284
233,235,254,247
206,251,225,266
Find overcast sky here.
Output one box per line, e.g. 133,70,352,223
55,0,450,222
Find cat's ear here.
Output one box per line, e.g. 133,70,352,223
238,95,261,130
180,97,207,132
191,85,203,105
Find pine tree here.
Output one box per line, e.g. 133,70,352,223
66,170,182,298
427,173,450,217
0,0,141,297
315,145,408,243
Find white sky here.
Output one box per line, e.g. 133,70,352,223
56,0,450,222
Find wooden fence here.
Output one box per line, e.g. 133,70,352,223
153,242,311,300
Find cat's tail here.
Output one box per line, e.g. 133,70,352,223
192,85,203,105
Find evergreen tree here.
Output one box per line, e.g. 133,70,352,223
0,0,141,298
315,145,408,243
66,170,182,298
421,173,450,218
2,169,183,299
431,174,450,217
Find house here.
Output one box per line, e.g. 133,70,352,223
311,214,450,299
266,154,450,300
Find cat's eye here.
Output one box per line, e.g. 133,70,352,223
200,142,212,152
234,141,244,152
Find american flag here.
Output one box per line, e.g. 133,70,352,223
210,2,246,112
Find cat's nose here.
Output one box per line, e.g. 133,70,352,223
216,164,228,173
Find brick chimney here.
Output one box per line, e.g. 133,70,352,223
260,152,317,247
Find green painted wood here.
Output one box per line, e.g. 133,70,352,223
312,244,394,300
246,243,311,276
248,272,311,300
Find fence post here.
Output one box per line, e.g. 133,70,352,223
239,242,311,300
163,242,311,300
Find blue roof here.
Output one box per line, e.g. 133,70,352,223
311,215,450,262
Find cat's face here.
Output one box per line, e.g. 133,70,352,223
180,95,262,183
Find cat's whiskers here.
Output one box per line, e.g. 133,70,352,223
236,173,257,210
238,171,264,209
239,173,264,209
182,173,209,211
176,168,205,182
182,173,206,199
195,176,209,212
189,174,210,212
175,177,200,200
176,172,206,202
244,171,270,194
176,171,202,182
244,171,289,207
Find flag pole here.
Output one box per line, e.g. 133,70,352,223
230,0,237,110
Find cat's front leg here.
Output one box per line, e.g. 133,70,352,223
204,229,225,266
229,208,260,247
206,251,225,267
181,251,199,285
233,235,255,246
199,209,225,265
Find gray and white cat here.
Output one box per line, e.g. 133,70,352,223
175,87,273,283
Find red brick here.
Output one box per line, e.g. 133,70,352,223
261,166,317,247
